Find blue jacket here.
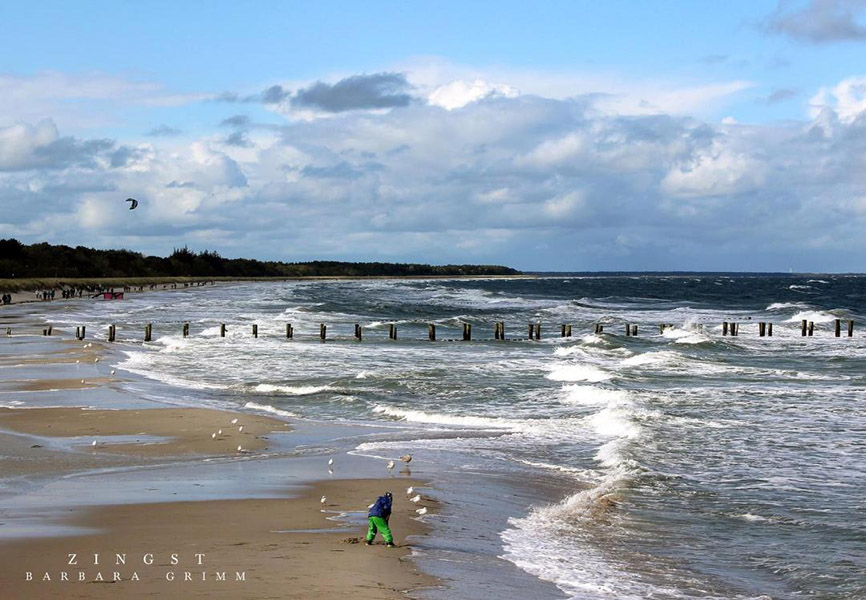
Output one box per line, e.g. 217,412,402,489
368,495,392,519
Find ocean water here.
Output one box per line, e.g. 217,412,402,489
39,275,866,599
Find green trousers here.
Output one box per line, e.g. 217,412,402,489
366,516,393,544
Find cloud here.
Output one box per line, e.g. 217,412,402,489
765,0,866,43
224,131,253,148
0,119,114,171
765,88,799,103
6,69,866,270
220,115,251,128
146,125,182,137
292,72,413,112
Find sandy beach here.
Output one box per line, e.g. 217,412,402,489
0,309,440,599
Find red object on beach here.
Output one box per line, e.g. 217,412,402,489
102,292,124,300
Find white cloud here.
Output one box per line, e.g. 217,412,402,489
809,75,866,122
428,79,519,110
661,139,766,198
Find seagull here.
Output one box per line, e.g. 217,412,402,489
238,426,244,433
218,429,222,435
80,379,85,384
94,358,99,363
409,494,421,503
230,418,238,425
237,445,243,452
406,486,414,495
386,460,395,470
211,432,216,439
328,458,334,467
320,495,327,504
415,507,427,515
400,454,412,463
110,369,116,376
75,360,80,364
91,440,98,447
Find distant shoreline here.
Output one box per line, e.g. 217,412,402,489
0,274,537,295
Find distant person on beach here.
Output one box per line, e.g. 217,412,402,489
365,491,394,547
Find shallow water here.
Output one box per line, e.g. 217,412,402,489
5,274,865,599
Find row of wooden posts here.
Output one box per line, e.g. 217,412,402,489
17,318,855,341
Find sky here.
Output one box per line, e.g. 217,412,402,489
1,0,866,272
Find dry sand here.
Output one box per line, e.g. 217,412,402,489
0,478,436,599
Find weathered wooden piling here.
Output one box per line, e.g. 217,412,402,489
567,325,572,337
808,321,814,336
849,320,855,337
562,324,568,338
320,324,327,341
145,323,152,342
76,326,86,340
768,323,773,337
495,322,501,340
801,319,807,336
759,322,766,337
528,323,535,340
834,319,841,338
500,321,506,340
221,323,227,338
108,325,116,342
252,324,258,338
182,323,189,338
535,322,541,340
388,324,397,340
625,324,631,337
462,323,472,341
286,324,293,339
428,323,436,341
355,324,362,340
723,322,728,336
631,325,637,336
594,323,603,335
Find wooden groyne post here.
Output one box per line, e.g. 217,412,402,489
849,320,855,337
759,322,766,337
355,324,363,341
808,321,814,337
528,323,534,340
495,322,502,340
535,322,541,340
428,323,436,341
801,320,807,337
389,324,397,340
145,323,152,342
834,319,841,337
631,325,637,336
723,322,728,336
221,323,227,338
76,326,86,340
462,323,472,341
286,323,293,339
252,324,258,338
182,323,189,338
594,323,603,335
107,324,116,342
768,323,773,337
320,324,327,341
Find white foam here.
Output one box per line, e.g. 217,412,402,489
789,284,812,290
561,385,628,406
766,302,809,311
784,310,837,324
546,364,611,383
243,401,297,418
620,351,680,368
252,383,332,395
589,409,642,441
371,404,519,429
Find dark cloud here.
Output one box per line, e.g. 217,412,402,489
109,146,148,168
146,125,182,137
220,115,251,128
224,131,253,148
292,73,413,112
262,85,291,104
765,0,866,43
23,137,114,171
765,88,799,103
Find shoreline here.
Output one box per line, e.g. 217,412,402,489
0,312,443,599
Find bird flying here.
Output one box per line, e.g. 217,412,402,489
126,198,138,210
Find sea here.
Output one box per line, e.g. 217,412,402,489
25,274,866,599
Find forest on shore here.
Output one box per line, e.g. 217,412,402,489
0,239,519,279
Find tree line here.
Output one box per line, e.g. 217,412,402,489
0,239,520,279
